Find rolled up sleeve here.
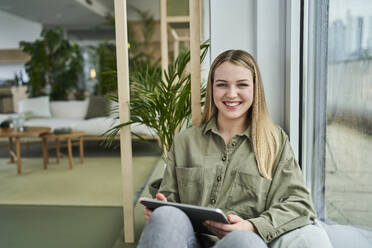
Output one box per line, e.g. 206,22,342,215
249,136,316,243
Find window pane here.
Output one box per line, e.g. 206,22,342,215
326,0,372,228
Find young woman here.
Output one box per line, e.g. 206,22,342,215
138,50,332,248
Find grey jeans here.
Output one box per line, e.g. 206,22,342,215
137,206,333,248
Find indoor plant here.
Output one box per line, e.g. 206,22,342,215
89,7,158,96
105,42,209,158
20,27,84,100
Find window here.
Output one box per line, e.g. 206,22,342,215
303,0,372,229
326,0,372,228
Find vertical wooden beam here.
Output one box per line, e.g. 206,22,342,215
171,29,180,61
173,40,179,61
160,0,168,80
189,0,202,125
114,0,134,243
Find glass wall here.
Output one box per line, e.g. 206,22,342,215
326,0,372,228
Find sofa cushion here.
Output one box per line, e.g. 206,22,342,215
85,96,111,119
24,118,82,132
51,100,89,120
110,100,118,118
131,123,157,137
75,117,157,136
0,114,17,123
76,117,118,136
18,96,51,118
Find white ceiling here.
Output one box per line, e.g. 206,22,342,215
0,0,114,31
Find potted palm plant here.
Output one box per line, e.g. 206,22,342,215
20,27,84,100
104,42,209,158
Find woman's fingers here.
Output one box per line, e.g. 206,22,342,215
205,225,219,237
205,220,234,232
227,214,243,223
140,194,168,221
205,224,229,238
155,193,167,202
139,197,154,221
144,207,152,221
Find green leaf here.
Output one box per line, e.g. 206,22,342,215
103,42,210,157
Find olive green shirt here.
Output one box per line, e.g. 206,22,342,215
158,118,316,243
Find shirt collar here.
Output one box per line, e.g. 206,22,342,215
202,115,219,135
202,115,251,140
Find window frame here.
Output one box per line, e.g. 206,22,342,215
301,0,329,220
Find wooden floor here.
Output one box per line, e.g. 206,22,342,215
0,139,161,248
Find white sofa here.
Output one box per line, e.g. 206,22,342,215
0,96,156,138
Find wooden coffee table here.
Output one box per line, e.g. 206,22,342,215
41,131,85,170
0,126,51,174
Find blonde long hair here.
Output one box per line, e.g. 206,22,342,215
201,50,279,180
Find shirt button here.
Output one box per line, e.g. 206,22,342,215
217,176,222,181
222,155,227,161
232,141,237,146
211,199,216,204
266,233,273,241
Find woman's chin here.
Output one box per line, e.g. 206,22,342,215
219,112,247,122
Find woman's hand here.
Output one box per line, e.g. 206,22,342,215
203,214,257,239
139,193,167,221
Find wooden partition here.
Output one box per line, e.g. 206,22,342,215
189,0,202,125
160,0,190,73
160,0,168,80
160,0,200,122
114,0,203,243
114,0,134,243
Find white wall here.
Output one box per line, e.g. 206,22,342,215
208,0,286,128
0,10,42,80
256,1,286,128
210,0,257,59
0,10,42,49
208,0,302,158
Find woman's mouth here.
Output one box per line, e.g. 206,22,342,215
223,101,241,109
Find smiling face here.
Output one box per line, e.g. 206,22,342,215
212,61,254,127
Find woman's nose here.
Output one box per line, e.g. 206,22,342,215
226,87,238,98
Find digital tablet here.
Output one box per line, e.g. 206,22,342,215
140,199,230,234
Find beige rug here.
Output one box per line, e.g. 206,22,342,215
0,156,159,206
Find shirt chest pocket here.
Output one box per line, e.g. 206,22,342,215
175,167,204,205
226,171,271,219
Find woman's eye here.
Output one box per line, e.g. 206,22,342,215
238,83,250,87
216,83,227,87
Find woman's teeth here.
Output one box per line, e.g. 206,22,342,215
224,102,240,107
